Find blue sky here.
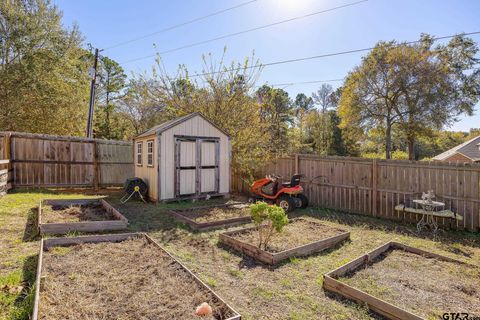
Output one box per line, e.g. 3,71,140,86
55,0,480,132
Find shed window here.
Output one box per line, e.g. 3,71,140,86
147,140,154,167
136,142,143,166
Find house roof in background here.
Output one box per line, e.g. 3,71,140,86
433,135,480,161
135,112,230,138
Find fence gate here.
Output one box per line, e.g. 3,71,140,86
175,136,219,197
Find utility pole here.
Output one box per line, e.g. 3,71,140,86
86,48,100,138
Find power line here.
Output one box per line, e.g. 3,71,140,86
268,78,345,88
185,31,480,79
264,66,480,89
104,0,259,51
120,0,369,64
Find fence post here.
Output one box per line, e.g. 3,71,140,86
6,133,12,189
372,158,378,217
93,140,99,191
0,133,13,191
294,154,299,174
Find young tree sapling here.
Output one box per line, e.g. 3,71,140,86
250,202,289,250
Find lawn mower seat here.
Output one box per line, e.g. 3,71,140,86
282,174,302,188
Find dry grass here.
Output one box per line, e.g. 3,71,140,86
3,190,480,320
0,190,103,320
340,249,480,319
40,238,236,320
41,203,112,223
182,205,250,223
232,218,346,252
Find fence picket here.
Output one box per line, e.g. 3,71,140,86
231,154,480,231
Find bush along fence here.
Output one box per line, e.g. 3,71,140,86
0,132,134,189
232,154,480,232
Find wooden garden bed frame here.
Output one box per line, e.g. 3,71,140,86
38,198,128,235
168,202,251,231
219,218,350,265
323,241,474,320
32,232,241,320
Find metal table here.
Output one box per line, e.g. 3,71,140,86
413,199,445,232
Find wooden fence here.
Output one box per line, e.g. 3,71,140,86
232,154,480,232
0,132,133,189
0,133,12,194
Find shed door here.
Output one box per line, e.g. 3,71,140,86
200,141,219,193
178,140,197,195
175,137,219,197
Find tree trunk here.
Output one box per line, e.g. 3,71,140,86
385,123,392,159
105,108,111,138
407,136,415,160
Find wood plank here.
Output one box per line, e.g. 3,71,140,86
39,198,128,235
143,234,242,320
43,233,140,250
32,240,44,320
40,220,127,235
391,242,471,264
322,241,474,320
372,159,377,216
220,218,350,265
323,276,422,320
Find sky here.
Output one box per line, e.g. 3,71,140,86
54,0,480,132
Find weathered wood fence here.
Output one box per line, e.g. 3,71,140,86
0,132,133,189
0,133,13,194
232,154,480,231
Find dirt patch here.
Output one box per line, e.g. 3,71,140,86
182,205,250,223
232,218,346,253
40,238,236,320
42,203,112,223
340,250,480,318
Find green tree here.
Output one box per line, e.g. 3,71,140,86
304,109,346,155
392,34,479,159
118,78,169,135
256,85,295,154
0,0,90,135
292,93,314,153
94,55,128,139
339,34,479,160
130,50,272,179
294,93,314,112
301,85,347,156
338,42,401,159
466,128,480,140
250,202,288,249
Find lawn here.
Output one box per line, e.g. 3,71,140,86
1,189,479,320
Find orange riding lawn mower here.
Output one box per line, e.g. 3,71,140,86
249,174,309,212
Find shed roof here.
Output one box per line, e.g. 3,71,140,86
135,112,230,139
432,135,480,161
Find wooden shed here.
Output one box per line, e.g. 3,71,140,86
133,113,231,202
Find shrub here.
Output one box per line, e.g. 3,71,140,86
250,202,289,249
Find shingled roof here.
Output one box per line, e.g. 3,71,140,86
432,135,480,162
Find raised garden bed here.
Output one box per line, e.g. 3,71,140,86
219,218,350,265
323,241,480,320
168,202,251,231
33,233,241,320
38,198,128,235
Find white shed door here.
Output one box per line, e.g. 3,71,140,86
177,140,197,195
175,137,219,197
201,141,217,193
